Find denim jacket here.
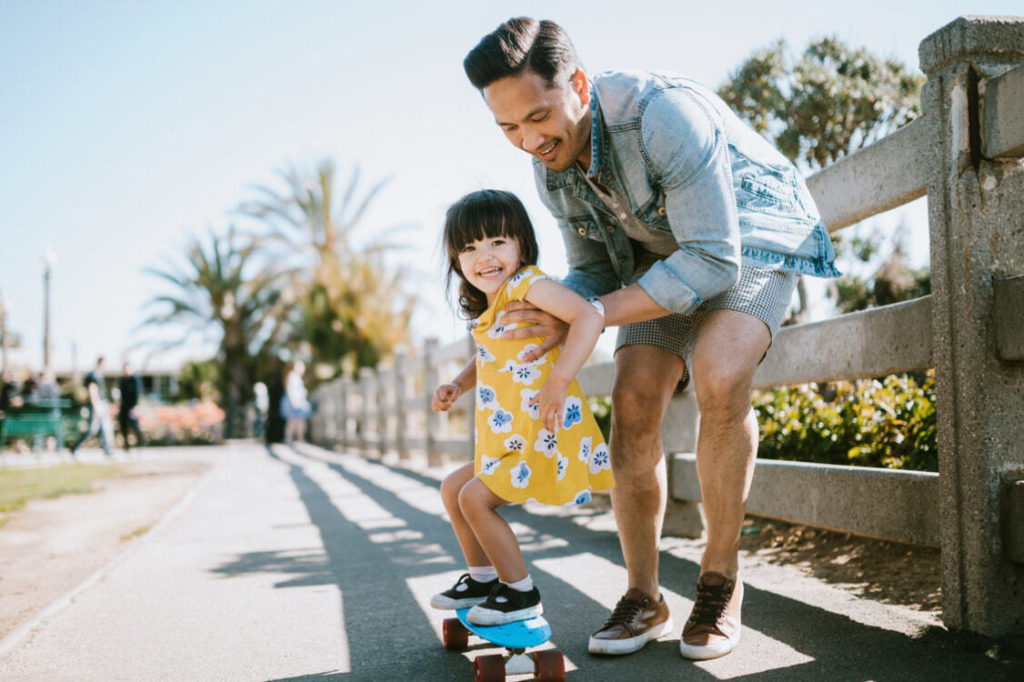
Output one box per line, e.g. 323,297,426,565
534,70,840,314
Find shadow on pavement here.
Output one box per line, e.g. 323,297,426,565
211,445,1021,681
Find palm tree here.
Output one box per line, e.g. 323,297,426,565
140,226,292,435
238,159,416,380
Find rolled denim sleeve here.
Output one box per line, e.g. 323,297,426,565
635,89,740,314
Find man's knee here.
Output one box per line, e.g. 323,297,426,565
610,381,666,434
693,358,755,418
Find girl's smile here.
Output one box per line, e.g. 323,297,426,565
458,235,522,305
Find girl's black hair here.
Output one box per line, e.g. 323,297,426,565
443,189,539,319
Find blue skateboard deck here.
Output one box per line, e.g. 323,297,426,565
454,608,551,649
443,608,564,679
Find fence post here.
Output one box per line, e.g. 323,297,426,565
661,389,703,538
424,338,442,468
338,377,350,449
465,333,476,459
359,367,375,456
920,15,1024,637
394,352,410,460
376,367,389,458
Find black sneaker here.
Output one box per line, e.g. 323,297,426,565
466,583,543,626
430,573,499,610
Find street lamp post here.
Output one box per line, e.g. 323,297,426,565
43,249,55,376
0,291,8,381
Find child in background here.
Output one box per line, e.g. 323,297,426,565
429,189,614,625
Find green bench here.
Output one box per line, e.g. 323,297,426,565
1,398,74,450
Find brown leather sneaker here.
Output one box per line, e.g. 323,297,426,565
679,571,743,660
588,587,674,655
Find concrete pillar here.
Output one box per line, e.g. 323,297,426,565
393,353,409,459
920,15,1024,637
424,338,442,468
376,368,389,458
359,367,375,456
338,378,350,448
465,333,476,459
661,389,704,539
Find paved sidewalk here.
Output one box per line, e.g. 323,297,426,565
0,442,1020,680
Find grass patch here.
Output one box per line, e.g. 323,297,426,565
0,463,122,521
120,525,151,542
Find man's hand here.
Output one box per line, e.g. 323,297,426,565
431,383,461,412
501,301,569,362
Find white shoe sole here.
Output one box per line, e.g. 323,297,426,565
466,603,543,626
679,630,741,660
588,616,674,655
429,594,487,610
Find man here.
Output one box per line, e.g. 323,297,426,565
70,356,112,457
463,18,839,661
117,361,144,451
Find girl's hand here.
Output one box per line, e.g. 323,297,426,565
432,383,461,412
530,380,567,433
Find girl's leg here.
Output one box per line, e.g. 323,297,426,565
441,462,490,567
458,477,527,583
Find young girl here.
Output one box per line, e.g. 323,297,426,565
429,189,614,626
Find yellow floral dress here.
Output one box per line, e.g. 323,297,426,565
472,265,614,505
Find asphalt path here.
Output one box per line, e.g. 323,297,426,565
0,442,1019,680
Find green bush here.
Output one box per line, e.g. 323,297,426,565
753,370,937,471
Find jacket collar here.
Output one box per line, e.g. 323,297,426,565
542,81,606,191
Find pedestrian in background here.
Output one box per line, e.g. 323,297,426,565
117,361,144,451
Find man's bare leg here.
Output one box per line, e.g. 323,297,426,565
691,309,770,577
609,344,685,596
680,308,770,660
587,344,682,655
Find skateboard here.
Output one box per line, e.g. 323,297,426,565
442,607,565,681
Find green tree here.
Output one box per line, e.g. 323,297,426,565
719,36,926,317
140,227,291,435
238,159,416,380
719,36,923,169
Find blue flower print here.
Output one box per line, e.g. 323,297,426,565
477,344,495,363
556,452,568,481
562,397,583,429
520,389,539,420
516,344,547,366
504,434,525,452
480,456,501,476
507,269,530,293
500,360,540,386
487,310,518,339
572,489,593,505
533,429,558,456
589,443,612,474
477,384,497,410
578,436,592,462
511,462,532,489
488,408,513,434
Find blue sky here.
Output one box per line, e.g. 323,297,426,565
1,1,1019,377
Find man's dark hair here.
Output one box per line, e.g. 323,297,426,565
464,17,583,90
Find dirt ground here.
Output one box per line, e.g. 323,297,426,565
0,453,942,644
736,517,942,614
0,456,210,641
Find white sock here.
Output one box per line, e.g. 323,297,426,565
468,566,498,583
504,575,534,592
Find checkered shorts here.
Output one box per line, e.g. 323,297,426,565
617,265,798,392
